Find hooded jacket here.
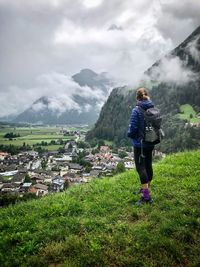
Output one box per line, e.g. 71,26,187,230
127,99,155,148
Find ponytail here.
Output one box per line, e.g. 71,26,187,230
136,87,150,101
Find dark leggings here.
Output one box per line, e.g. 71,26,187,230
134,147,153,184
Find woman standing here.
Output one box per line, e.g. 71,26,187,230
128,87,154,204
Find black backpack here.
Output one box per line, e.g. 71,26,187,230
138,106,164,145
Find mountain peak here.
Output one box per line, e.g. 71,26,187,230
33,96,50,105
72,69,98,81
172,25,200,54
13,69,112,125
72,68,110,90
145,25,200,78
108,24,123,31
79,69,98,75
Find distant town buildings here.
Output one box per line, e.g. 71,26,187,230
0,137,165,203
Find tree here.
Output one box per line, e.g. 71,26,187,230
41,141,48,146
118,151,128,159
85,165,92,173
90,138,98,148
64,180,69,190
91,148,99,155
58,147,65,154
24,174,31,183
115,162,126,174
98,140,105,149
77,141,89,149
59,139,64,145
4,132,20,139
41,159,47,169
34,146,47,155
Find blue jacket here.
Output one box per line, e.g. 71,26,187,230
127,99,155,148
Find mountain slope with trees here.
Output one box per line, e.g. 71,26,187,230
86,26,200,153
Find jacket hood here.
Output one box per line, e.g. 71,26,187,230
137,100,154,110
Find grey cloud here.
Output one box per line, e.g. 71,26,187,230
146,56,197,85
156,0,200,45
0,0,199,116
186,37,200,64
0,71,108,117
160,0,200,21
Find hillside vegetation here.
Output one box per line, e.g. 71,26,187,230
0,150,200,267
86,26,200,153
178,104,200,123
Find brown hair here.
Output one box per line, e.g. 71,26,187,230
136,87,150,101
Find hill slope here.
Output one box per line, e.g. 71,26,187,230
0,150,200,266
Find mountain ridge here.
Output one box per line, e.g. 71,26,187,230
146,25,200,77
86,26,200,152
12,69,112,125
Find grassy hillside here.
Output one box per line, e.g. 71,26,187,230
178,104,200,123
0,150,200,267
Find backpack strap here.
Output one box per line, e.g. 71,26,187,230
137,106,145,113
136,106,146,160
137,106,150,124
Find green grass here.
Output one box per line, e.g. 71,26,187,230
0,150,200,266
178,104,200,123
0,126,75,148
0,139,71,147
45,145,63,151
104,140,114,146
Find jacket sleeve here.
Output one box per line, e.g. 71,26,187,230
127,108,139,138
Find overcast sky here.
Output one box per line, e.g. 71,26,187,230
0,0,200,117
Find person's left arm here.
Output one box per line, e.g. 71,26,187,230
127,108,139,138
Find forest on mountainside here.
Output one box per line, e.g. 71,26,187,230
86,26,200,153
86,81,200,153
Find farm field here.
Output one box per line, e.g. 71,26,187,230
0,126,82,150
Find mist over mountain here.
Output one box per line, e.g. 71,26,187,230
12,69,112,125
86,26,200,152
0,114,17,122
144,26,200,85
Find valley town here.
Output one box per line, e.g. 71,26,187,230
0,126,165,205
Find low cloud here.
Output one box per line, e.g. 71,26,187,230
31,95,81,115
0,0,200,117
0,72,109,117
31,101,46,112
146,56,196,85
186,37,200,64
83,103,92,112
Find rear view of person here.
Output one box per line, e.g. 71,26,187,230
127,87,155,204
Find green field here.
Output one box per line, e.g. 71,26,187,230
0,150,199,266
0,126,76,150
104,140,114,146
45,145,64,151
178,104,200,123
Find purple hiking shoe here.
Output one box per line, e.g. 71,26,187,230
135,188,153,205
